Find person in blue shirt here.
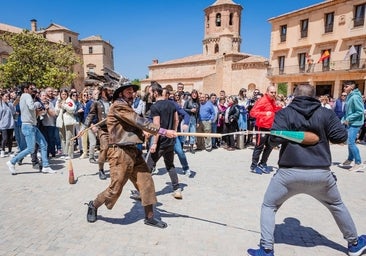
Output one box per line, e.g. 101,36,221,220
197,93,215,151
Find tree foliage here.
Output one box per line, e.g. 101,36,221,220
277,82,288,96
0,30,81,89
131,78,140,85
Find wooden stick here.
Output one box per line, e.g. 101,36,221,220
70,118,106,141
177,131,268,138
177,131,319,145
177,132,223,138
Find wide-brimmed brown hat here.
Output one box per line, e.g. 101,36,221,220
112,83,139,100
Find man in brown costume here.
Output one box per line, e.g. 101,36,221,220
85,83,177,228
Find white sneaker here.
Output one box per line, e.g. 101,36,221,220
42,166,57,174
185,169,192,177
6,161,16,175
0,151,5,158
172,188,183,199
349,164,365,172
339,160,352,167
151,167,159,175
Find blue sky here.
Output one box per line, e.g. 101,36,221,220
1,0,321,80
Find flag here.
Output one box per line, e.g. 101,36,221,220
343,45,357,60
317,50,330,63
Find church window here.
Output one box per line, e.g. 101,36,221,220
229,13,233,25
216,13,221,27
215,44,219,53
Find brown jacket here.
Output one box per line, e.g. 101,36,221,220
84,99,109,130
107,99,160,146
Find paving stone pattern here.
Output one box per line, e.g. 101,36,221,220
0,144,365,256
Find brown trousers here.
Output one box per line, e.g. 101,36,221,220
94,146,157,209
97,128,109,163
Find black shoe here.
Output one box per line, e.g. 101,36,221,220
89,158,97,164
189,145,195,154
99,170,107,180
144,217,167,229
85,201,97,223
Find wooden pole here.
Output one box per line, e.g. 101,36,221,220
69,118,106,141
177,131,319,145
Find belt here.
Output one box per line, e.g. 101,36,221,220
108,144,137,149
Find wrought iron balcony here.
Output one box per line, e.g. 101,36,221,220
267,58,366,76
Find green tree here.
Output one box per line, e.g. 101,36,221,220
131,78,140,85
0,30,81,89
277,82,288,96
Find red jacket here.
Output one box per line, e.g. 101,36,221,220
250,94,281,129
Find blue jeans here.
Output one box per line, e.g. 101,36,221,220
174,137,189,171
211,122,218,147
188,115,197,145
347,126,362,164
41,126,57,157
14,124,26,151
11,124,50,167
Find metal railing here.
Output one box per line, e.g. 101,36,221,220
267,58,366,76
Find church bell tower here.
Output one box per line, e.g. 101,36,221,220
203,0,242,56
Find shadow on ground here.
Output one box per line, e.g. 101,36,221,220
274,217,347,254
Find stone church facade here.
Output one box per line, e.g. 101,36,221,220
140,0,270,96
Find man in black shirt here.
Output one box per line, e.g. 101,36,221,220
146,81,182,199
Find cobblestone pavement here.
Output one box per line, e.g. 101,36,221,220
0,143,365,256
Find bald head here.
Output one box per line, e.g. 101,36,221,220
293,84,315,98
266,85,277,99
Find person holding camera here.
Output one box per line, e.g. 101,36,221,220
6,83,55,175
39,91,57,158
245,90,260,148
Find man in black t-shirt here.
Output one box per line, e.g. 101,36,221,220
146,81,182,199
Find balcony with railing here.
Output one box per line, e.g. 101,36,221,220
267,58,366,76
